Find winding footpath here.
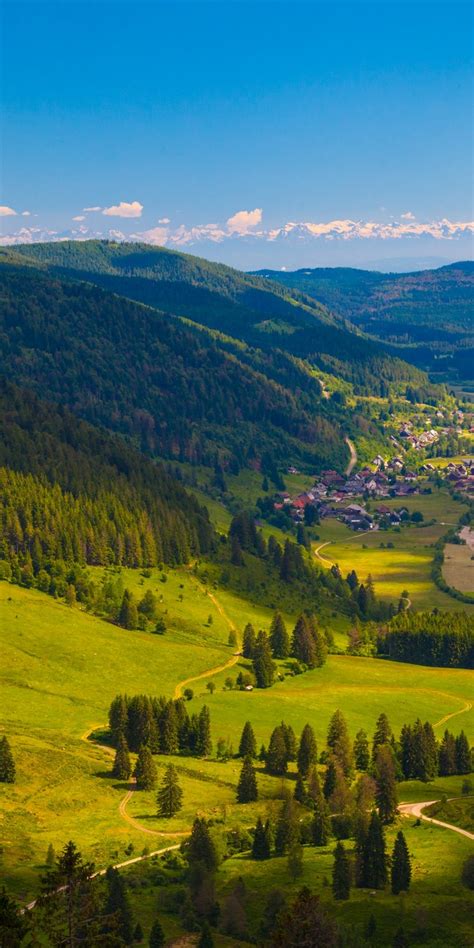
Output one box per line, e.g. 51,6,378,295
399,799,474,841
344,437,358,477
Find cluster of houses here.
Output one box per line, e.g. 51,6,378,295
442,460,474,493
394,423,439,451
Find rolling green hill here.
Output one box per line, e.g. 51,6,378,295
254,261,474,381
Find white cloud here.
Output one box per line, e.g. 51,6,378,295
102,200,143,218
158,217,170,224
132,226,170,246
401,211,416,220
72,215,86,222
0,206,17,216
21,210,31,217
83,206,102,212
226,208,263,235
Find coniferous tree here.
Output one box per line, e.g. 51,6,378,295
391,831,411,894
252,630,276,688
104,866,134,944
455,731,471,774
353,729,370,771
160,701,178,755
197,921,215,947
332,842,351,900
119,589,139,630
271,887,338,947
188,818,219,873
269,612,290,659
108,694,129,745
157,764,183,818
134,922,143,942
294,771,306,804
361,811,388,889
237,756,258,803
439,729,457,776
312,796,331,846
374,745,398,823
259,889,286,940
297,724,317,778
238,721,257,759
252,817,271,860
275,795,299,855
0,736,15,783
134,746,157,790
291,614,316,667
327,710,353,776
281,722,297,762
400,724,416,779
287,839,303,880
197,706,212,757
46,843,56,868
242,623,256,659
266,726,289,776
112,734,132,780
149,918,165,947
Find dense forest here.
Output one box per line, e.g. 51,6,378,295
4,241,439,399
0,260,350,472
379,611,474,668
0,383,214,585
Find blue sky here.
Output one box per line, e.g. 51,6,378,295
1,0,473,270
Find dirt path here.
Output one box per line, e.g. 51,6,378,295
399,799,474,841
173,579,241,699
118,780,190,839
344,437,357,477
433,697,473,729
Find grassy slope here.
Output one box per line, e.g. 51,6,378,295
314,488,474,612
425,795,474,833
443,544,474,594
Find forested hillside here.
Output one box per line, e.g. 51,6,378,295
7,241,438,399
0,258,353,472
255,261,474,379
0,382,214,580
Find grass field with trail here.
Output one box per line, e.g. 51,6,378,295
425,795,474,833
443,543,474,594
314,488,474,612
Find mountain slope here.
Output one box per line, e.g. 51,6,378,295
254,261,474,378
0,258,349,472
7,240,436,398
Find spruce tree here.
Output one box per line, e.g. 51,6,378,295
362,811,388,889
197,705,212,757
269,612,290,659
266,726,288,775
134,746,157,790
312,796,331,846
332,842,351,900
149,918,165,947
374,745,398,823
455,731,471,774
160,701,178,754
439,729,457,776
327,710,353,776
0,736,15,783
242,623,256,659
112,734,131,780
287,839,303,880
238,721,257,758
104,866,134,944
237,756,258,803
119,589,139,630
275,795,299,855
252,816,271,860
157,764,183,818
291,614,316,667
353,729,370,771
391,830,411,894
252,630,276,688
297,723,317,778
294,772,306,804
188,817,219,872
307,766,322,808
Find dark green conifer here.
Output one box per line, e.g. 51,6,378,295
119,589,139,630
353,729,370,771
252,817,271,860
312,796,331,846
197,705,212,757
332,842,351,900
269,612,290,658
242,623,256,659
156,764,183,818
148,918,165,947
188,817,218,872
237,756,258,803
112,734,131,780
252,630,276,688
0,737,15,783
134,746,157,790
297,723,317,778
104,866,134,944
374,745,398,823
266,726,288,776
294,771,306,804
391,831,411,894
362,811,388,889
455,731,471,774
238,721,257,758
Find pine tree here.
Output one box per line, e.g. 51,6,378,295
455,731,471,774
252,816,271,860
160,701,178,754
312,796,331,846
157,764,183,818
109,694,129,744
362,811,388,889
275,795,299,855
332,842,351,900
231,535,244,566
291,614,316,667
237,756,258,803
0,737,15,783
271,887,338,947
197,705,212,757
439,729,457,776
104,866,134,944
294,771,306,804
287,839,303,880
134,746,157,790
374,745,398,823
134,921,144,942
297,723,317,778
112,734,131,780
188,817,219,872
353,729,370,771
119,589,139,630
252,630,276,688
327,710,353,776
269,612,290,659
242,622,256,659
400,724,416,779
149,918,165,947
391,831,411,894
238,721,257,758
266,726,289,775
